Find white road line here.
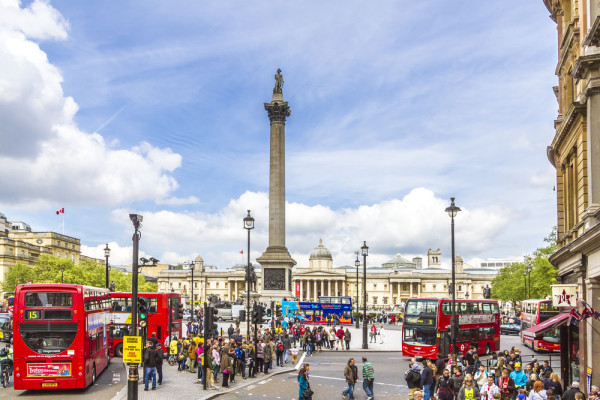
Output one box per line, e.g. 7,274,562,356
294,374,407,388
295,352,306,370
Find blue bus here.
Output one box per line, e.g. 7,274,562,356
282,296,354,324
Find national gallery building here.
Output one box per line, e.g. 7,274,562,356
157,241,502,308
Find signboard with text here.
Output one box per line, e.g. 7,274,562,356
123,336,142,364
296,282,300,297
27,362,71,377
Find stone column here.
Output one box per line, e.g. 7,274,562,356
300,280,304,300
334,281,338,297
410,283,413,298
320,280,324,298
307,279,311,301
342,280,346,296
327,281,331,297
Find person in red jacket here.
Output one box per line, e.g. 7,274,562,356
336,328,344,350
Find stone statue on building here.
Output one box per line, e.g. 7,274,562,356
274,68,284,93
109,280,116,292
483,284,492,299
207,294,219,306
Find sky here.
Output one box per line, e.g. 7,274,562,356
0,0,559,270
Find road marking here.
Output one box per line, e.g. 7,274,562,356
291,373,407,388
296,352,306,370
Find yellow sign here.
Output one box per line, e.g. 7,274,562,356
123,336,142,364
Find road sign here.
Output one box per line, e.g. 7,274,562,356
123,336,142,364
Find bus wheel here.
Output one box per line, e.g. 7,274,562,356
485,344,491,355
115,343,123,358
92,364,96,385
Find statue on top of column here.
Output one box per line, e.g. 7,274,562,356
274,68,284,93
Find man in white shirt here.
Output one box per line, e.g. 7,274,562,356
480,376,500,400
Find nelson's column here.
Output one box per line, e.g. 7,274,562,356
256,69,296,302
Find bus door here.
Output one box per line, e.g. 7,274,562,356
314,309,322,323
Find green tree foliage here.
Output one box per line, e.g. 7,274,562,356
491,228,558,302
1,254,157,293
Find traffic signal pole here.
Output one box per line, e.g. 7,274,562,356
202,303,208,390
128,216,141,400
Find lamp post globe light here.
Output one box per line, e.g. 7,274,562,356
243,210,255,341
444,197,461,362
104,243,111,289
354,251,360,329
361,241,369,350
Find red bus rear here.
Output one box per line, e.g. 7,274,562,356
109,292,182,357
402,298,501,359
520,299,560,352
12,284,111,390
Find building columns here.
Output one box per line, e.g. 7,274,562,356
410,283,413,298
320,280,324,298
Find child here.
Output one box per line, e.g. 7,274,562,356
291,344,299,364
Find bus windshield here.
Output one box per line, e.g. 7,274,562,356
403,326,437,346
405,300,438,316
20,322,78,354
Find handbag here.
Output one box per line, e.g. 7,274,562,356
303,388,314,398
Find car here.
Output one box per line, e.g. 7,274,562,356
500,323,521,335
0,313,11,343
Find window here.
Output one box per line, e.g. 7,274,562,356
406,300,438,315
20,322,78,354
403,285,407,291
403,326,436,346
458,285,462,291
433,285,437,291
373,297,378,305
57,251,60,257
478,327,495,340
383,297,388,305
481,303,492,314
111,297,130,312
72,244,75,249
373,284,377,289
341,298,351,305
384,285,388,290
25,292,72,308
57,241,61,246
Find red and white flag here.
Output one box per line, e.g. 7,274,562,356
56,208,64,215
240,250,244,254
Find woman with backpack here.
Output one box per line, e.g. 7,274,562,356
276,341,284,367
298,364,312,400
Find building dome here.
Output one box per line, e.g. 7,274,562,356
309,239,332,260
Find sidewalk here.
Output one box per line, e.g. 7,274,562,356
111,363,296,400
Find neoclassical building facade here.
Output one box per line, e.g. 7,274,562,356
157,241,498,308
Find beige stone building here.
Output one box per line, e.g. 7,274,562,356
543,0,600,387
157,241,498,308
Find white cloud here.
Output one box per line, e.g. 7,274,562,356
91,188,510,269
156,196,200,206
0,0,183,206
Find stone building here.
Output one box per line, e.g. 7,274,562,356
543,0,600,387
157,241,498,308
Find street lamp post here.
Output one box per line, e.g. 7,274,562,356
104,243,111,289
445,197,461,362
190,261,195,323
243,210,255,341
361,241,369,350
526,266,532,299
355,251,360,329
61,266,64,283
128,213,143,400
523,270,527,297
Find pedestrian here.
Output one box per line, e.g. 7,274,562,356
263,340,272,374
510,363,527,392
422,358,434,400
369,324,376,343
342,358,358,400
276,340,284,367
256,340,264,373
149,332,159,347
458,374,480,400
498,368,516,400
196,343,204,384
283,333,291,363
336,327,344,350
481,376,500,400
169,336,178,364
236,343,246,379
228,324,234,339
155,343,164,385
212,344,221,383
344,328,351,350
143,343,160,391
435,353,446,377
204,344,217,389
475,365,489,389
291,344,299,364
406,360,423,400
439,381,455,400
179,342,189,372
362,356,375,400
414,391,424,400
379,325,385,344
529,381,548,400
298,364,312,400
436,367,455,394
188,341,197,373
545,373,562,398
246,344,256,378
220,346,232,387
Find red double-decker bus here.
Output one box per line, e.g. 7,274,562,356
521,299,561,352
402,298,501,359
12,284,111,390
109,292,182,357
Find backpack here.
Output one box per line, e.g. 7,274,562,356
405,369,420,384
277,342,284,352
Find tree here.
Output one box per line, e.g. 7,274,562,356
1,254,157,293
491,228,557,302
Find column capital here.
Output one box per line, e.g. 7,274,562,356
264,101,291,123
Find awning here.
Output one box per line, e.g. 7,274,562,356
522,312,569,339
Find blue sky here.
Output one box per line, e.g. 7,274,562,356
0,0,558,268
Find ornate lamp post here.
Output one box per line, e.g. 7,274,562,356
526,266,532,298
190,261,195,322
355,251,360,329
243,210,255,341
361,241,369,349
445,197,461,362
61,266,64,283
128,213,143,400
104,243,111,289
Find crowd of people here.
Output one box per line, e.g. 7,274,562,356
403,346,591,400
141,316,359,392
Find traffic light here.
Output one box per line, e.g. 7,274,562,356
204,306,218,337
175,303,184,320
138,297,148,326
252,306,260,324
276,304,282,318
266,307,272,318
240,309,246,322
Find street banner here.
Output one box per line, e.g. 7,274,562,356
295,282,300,297
123,335,142,363
552,284,578,307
